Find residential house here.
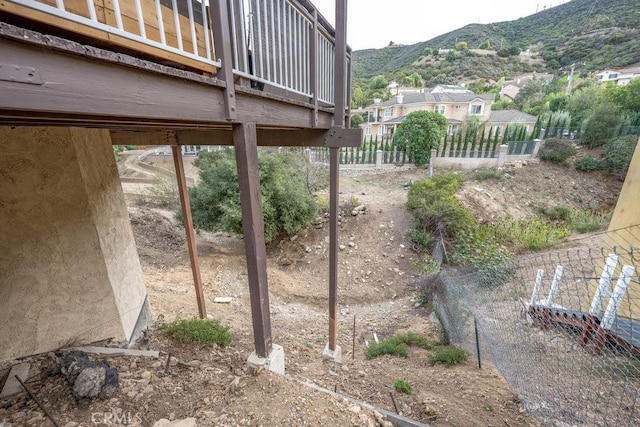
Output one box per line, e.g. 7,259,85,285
500,73,554,101
487,109,538,137
361,85,494,138
596,66,640,86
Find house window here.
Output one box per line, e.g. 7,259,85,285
470,104,482,115
384,108,393,118
608,73,618,79
447,124,458,135
435,105,445,114
378,125,385,135
364,127,371,136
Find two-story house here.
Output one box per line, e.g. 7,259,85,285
362,85,494,138
596,67,640,86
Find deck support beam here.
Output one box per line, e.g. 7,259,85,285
234,123,273,359
324,0,348,361
171,142,207,319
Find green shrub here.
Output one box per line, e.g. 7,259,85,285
365,340,409,359
407,173,474,241
365,332,433,359
160,318,232,347
569,209,610,233
600,135,638,180
513,218,571,250
474,168,502,181
538,139,577,164
540,205,572,221
576,156,600,172
182,149,317,243
428,345,467,367
394,379,412,394
582,104,622,148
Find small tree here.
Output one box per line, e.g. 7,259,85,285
455,41,468,51
369,75,388,90
394,111,448,166
478,41,491,49
350,114,364,129
184,149,317,243
582,103,622,148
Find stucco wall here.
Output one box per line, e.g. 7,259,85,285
0,127,148,360
600,136,640,319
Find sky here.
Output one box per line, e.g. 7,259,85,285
311,0,572,50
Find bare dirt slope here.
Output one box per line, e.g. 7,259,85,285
0,157,622,427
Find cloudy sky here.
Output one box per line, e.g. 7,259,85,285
311,0,571,50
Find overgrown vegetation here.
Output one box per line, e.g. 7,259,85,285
365,332,434,359
538,139,577,164
540,204,611,233
182,149,318,243
159,317,232,347
428,345,468,367
600,135,638,181
394,379,412,394
407,173,588,283
474,168,502,181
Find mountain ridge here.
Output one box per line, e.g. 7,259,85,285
352,0,640,81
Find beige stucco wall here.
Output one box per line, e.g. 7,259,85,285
602,136,640,319
0,127,148,360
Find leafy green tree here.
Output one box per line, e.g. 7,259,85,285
445,50,459,61
582,103,622,148
422,47,433,56
350,114,364,129
184,149,317,243
455,41,468,51
548,95,568,112
600,135,638,180
369,75,388,90
514,78,547,110
478,41,491,49
352,87,368,108
567,84,605,129
394,111,448,166
608,78,640,113
403,72,423,87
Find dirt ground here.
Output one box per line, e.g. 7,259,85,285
0,150,622,427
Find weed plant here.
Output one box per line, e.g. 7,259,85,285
159,317,232,347
394,379,412,394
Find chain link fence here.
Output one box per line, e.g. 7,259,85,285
426,225,640,426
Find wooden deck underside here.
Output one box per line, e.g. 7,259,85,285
0,22,359,148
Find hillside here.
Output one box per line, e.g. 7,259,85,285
353,0,640,81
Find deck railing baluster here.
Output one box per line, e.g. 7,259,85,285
186,0,197,55
201,0,211,60
154,0,166,45
171,0,183,50
133,0,146,37
85,0,97,21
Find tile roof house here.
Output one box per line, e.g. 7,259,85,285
500,73,554,101
361,85,495,138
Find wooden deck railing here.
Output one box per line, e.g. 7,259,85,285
1,0,345,106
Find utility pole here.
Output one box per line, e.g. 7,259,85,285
566,63,576,95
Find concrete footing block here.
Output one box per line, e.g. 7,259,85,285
247,344,285,375
322,344,342,363
0,363,29,399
